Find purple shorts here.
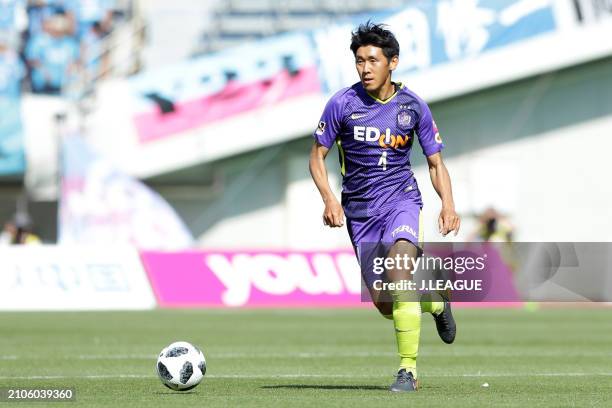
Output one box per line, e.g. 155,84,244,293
346,201,422,290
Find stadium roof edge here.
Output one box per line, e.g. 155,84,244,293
90,21,612,179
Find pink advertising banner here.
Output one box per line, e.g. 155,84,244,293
133,66,321,143
140,250,364,308
140,247,521,308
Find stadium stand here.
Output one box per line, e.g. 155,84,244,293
0,0,142,97
198,0,411,53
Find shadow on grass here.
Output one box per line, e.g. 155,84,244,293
153,391,197,395
261,384,388,391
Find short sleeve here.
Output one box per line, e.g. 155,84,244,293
416,99,444,157
312,92,345,149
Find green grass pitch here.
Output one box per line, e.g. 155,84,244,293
0,308,611,407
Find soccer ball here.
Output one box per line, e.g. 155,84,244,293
156,341,206,391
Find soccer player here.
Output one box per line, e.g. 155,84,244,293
309,22,460,392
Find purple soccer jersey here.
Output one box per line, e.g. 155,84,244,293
313,82,444,219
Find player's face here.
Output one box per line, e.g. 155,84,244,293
355,45,398,93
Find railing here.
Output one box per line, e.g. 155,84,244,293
66,9,146,100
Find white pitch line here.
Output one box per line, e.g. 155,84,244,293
2,350,612,361
1,372,612,380
76,354,156,360
207,350,612,358
211,372,612,379
0,374,154,380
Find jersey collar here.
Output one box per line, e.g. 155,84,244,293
365,81,403,104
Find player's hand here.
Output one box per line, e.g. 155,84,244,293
439,207,460,237
323,198,345,228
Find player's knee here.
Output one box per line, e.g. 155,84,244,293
390,239,419,257
373,300,393,318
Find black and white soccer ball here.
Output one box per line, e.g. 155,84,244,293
156,341,206,391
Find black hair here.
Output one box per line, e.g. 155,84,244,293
350,21,400,62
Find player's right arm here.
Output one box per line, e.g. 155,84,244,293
309,142,344,227
309,90,348,228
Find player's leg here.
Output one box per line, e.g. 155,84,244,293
347,216,394,319
430,291,456,344
381,205,443,391
420,292,443,315
414,210,445,316
386,238,421,391
413,209,456,344
367,283,393,318
392,208,454,343
361,245,395,319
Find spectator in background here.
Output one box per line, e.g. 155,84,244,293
0,213,41,245
471,207,514,242
0,221,15,245
73,0,113,39
26,0,77,38
0,0,26,31
25,12,79,94
0,31,25,97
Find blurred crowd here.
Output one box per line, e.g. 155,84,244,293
0,213,40,245
0,0,117,97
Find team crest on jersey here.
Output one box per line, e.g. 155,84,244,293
315,121,326,136
397,109,415,131
433,120,443,143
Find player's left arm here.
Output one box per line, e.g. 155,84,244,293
426,152,460,237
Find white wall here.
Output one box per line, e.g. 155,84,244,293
137,0,220,69
21,95,77,201
192,149,352,250
194,113,612,248
198,204,287,249
285,154,350,249
414,114,612,242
